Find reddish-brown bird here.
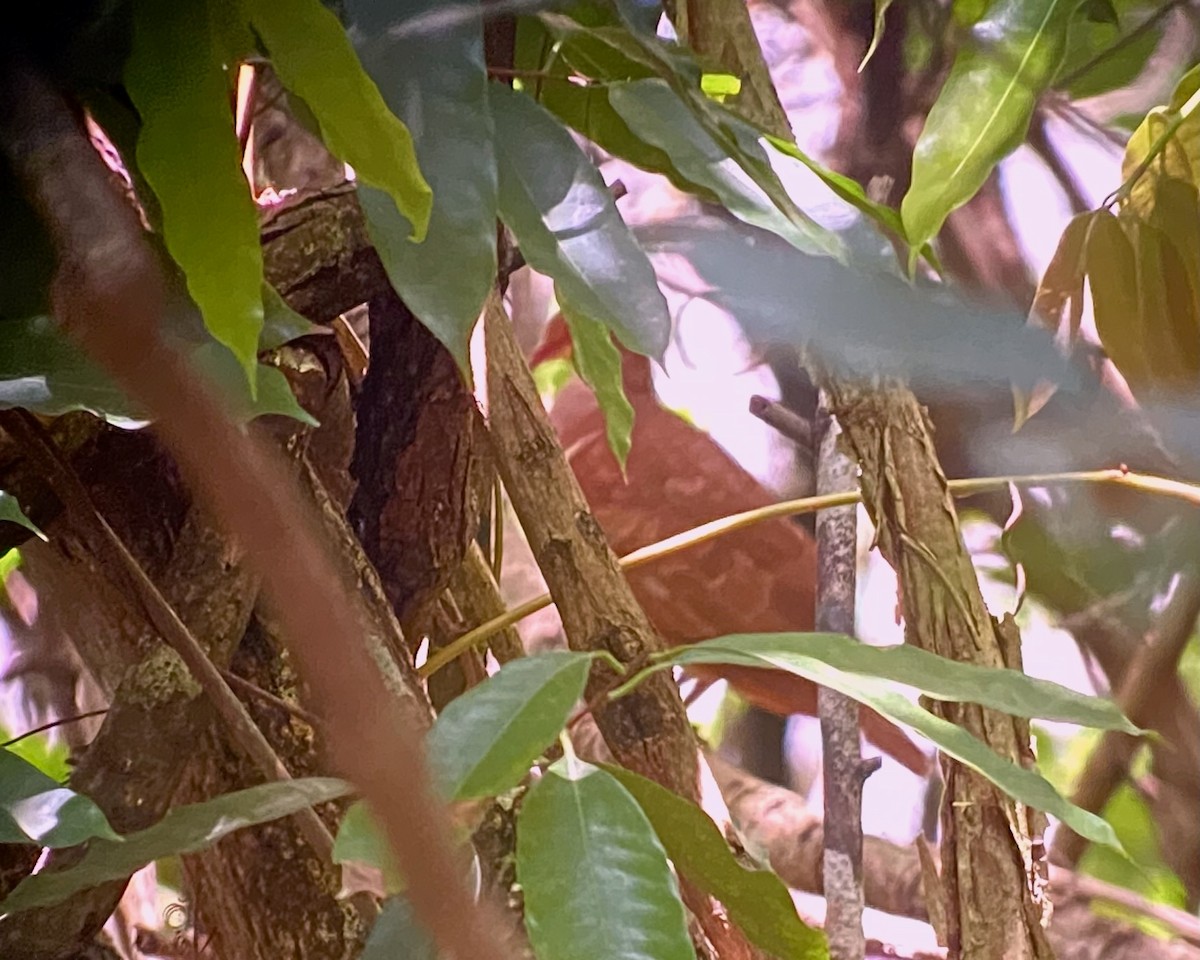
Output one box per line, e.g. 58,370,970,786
533,316,928,775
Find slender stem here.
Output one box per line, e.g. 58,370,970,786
0,709,109,749
420,466,1200,678
814,398,868,960
1108,83,1200,207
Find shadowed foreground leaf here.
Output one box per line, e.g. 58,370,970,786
492,83,671,362
0,748,118,849
0,778,353,914
346,0,497,369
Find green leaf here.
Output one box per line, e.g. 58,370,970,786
362,896,439,960
655,637,1124,851
346,0,497,369
668,633,1140,732
0,777,352,914
0,491,45,541
332,800,406,894
1056,2,1163,100
125,0,264,382
902,0,1084,253
427,651,595,801
0,315,314,426
517,19,716,203
608,80,836,254
700,73,742,99
1121,66,1200,215
602,764,828,960
491,83,670,361
0,748,120,848
560,307,635,470
260,284,324,351
518,758,695,960
243,0,433,244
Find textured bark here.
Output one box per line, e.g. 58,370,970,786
350,289,492,634
815,406,867,960
483,295,701,803
0,413,262,959
825,385,1053,960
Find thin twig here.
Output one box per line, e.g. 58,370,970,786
814,397,868,960
1027,110,1092,215
420,466,1200,677
749,395,813,452
220,670,323,729
0,709,109,749
0,409,336,863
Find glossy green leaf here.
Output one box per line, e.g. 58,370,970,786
125,0,263,382
362,896,439,960
671,633,1140,731
561,307,635,470
602,764,828,960
0,748,119,849
244,0,432,244
0,777,352,914
427,651,595,801
346,0,497,369
491,83,671,360
902,0,1083,253
0,492,45,541
655,636,1124,851
608,80,835,254
518,758,695,960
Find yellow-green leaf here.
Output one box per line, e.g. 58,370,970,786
1088,211,1152,389
902,0,1083,254
242,0,433,243
125,0,264,383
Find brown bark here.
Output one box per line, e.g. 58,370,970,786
483,293,700,801
350,289,492,635
2,57,513,960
